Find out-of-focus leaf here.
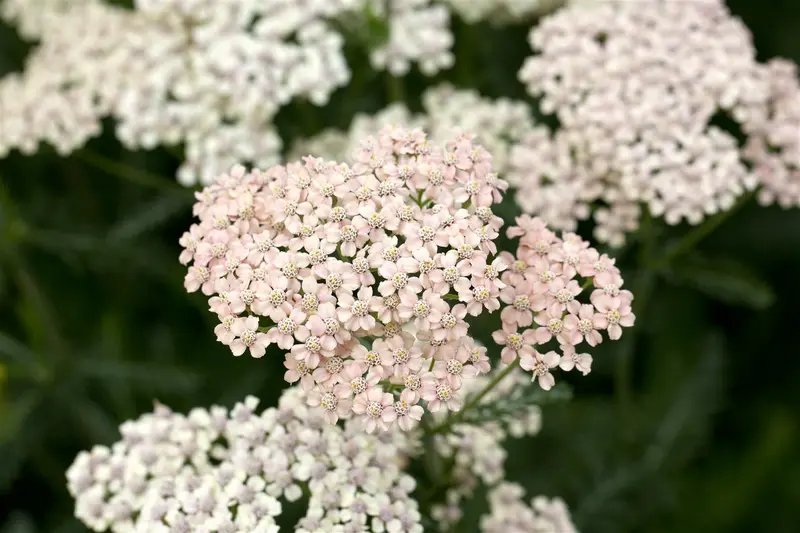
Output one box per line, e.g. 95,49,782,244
574,333,724,526
108,193,191,241
0,389,42,444
466,382,572,426
0,441,25,492
0,512,37,533
0,332,35,365
665,253,775,310
70,399,120,444
74,359,201,394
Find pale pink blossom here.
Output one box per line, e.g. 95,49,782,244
559,344,593,376
337,286,377,331
284,356,315,391
392,389,424,431
214,315,237,345
352,387,396,433
519,350,560,391
421,380,462,413
562,304,604,347
307,386,352,425
265,308,308,350
251,277,294,322
230,316,270,358
434,345,479,390
491,328,536,364
591,293,635,340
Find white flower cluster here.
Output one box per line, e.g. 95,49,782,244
443,0,560,24
482,483,578,533
1,0,356,184
368,0,454,76
515,0,770,245
66,388,422,533
292,84,536,176
0,0,97,40
743,59,800,208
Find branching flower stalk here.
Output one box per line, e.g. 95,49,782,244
427,356,521,435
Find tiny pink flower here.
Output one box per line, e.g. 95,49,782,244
337,286,377,332
265,307,308,350
284,355,315,391
519,350,560,390
230,316,269,358
563,304,604,346
307,385,352,425
352,387,395,433
491,328,537,364
559,344,593,376
421,379,462,413
392,389,424,431
591,293,635,340
434,345,479,390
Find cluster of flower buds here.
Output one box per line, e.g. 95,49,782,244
182,126,509,431
66,388,422,533
495,215,634,389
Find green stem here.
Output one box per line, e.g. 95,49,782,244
76,151,184,193
655,190,754,268
615,208,657,419
427,357,520,435
386,74,405,104
456,22,476,88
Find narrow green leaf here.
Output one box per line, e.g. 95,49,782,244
108,193,191,241
74,359,201,394
0,333,35,365
466,382,572,426
665,253,775,310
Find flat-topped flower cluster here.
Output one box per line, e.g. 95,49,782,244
180,126,634,431
512,0,800,245
495,214,634,391
66,388,421,533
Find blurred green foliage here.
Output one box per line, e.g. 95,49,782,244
1,1,799,532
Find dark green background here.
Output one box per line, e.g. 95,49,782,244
1,1,798,532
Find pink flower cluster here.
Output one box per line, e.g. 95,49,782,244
180,126,508,432
493,215,634,390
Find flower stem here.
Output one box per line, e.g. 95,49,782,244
654,190,754,268
386,74,405,103
427,357,520,435
76,150,185,193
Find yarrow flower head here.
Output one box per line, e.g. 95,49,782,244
494,215,634,389
0,0,354,184
66,388,421,533
512,0,778,246
181,126,509,431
